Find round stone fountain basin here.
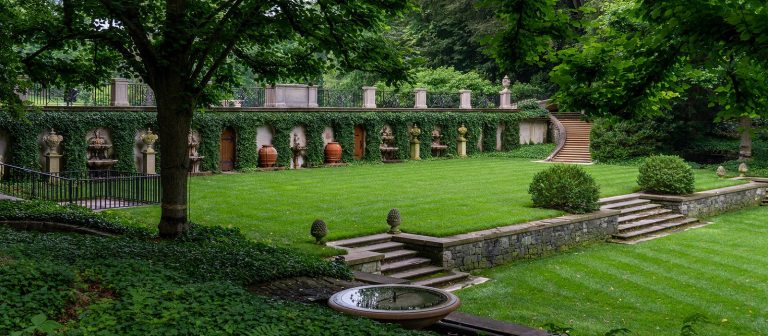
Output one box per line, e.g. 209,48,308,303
328,285,460,329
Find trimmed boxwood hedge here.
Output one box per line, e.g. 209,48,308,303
637,155,695,195
528,164,600,214
0,109,544,172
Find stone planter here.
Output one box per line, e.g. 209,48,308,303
324,142,342,163
258,144,278,167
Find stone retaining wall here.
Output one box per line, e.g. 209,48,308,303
393,211,619,271
639,182,767,218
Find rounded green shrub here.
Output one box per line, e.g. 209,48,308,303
637,155,695,195
528,165,600,213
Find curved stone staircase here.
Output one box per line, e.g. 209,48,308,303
548,112,593,163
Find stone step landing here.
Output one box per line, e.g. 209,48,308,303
329,234,485,291
600,195,701,244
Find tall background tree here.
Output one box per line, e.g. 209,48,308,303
1,0,412,237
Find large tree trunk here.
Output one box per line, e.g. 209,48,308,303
738,116,752,162
154,78,195,238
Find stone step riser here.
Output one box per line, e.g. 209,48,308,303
618,209,674,224
618,214,686,233
600,198,650,210
412,272,470,288
613,218,699,241
382,250,419,263
388,265,444,279
381,257,433,276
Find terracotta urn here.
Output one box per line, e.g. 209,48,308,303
258,144,278,167
324,142,342,164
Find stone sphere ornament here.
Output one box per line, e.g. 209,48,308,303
311,219,328,245
716,166,726,178
738,163,748,177
387,208,401,234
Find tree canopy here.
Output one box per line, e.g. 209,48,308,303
1,0,413,237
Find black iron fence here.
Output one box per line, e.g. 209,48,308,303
318,89,363,108
232,87,266,107
377,90,415,108
127,83,156,106
472,93,500,109
0,163,161,210
23,83,112,107
427,92,460,108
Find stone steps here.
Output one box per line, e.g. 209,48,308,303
550,115,592,163
329,234,482,291
600,195,701,243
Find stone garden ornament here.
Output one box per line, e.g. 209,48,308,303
44,129,64,155
387,208,401,234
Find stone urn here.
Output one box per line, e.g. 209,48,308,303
141,128,158,154
716,166,726,178
258,144,278,168
738,163,748,177
43,129,64,155
457,124,468,142
324,142,342,164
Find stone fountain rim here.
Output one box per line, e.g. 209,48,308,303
327,284,461,319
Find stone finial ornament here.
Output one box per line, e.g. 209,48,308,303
311,219,328,245
387,208,401,234
409,124,421,144
141,128,158,154
457,124,468,142
502,75,511,90
716,166,726,178
43,128,64,155
738,163,748,177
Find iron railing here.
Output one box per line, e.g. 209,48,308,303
427,92,460,108
127,83,156,106
318,89,363,108
472,93,500,109
377,90,415,108
233,87,265,107
0,163,161,210
23,84,112,107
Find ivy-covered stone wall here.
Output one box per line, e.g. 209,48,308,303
0,109,545,172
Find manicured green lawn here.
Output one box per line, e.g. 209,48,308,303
116,158,740,255
457,206,768,335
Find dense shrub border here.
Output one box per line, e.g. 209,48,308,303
0,109,545,172
0,201,384,335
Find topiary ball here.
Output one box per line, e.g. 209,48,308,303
637,155,695,195
310,219,328,244
528,164,600,214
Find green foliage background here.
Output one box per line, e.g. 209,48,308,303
0,109,546,172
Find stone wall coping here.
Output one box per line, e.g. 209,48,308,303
393,210,620,248
341,249,384,266
39,106,523,113
638,182,767,202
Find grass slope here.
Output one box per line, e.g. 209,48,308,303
457,206,768,335
117,158,740,255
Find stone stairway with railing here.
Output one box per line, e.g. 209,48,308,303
600,194,700,243
329,234,476,290
549,112,593,163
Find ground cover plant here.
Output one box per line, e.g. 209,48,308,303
0,202,431,335
117,158,742,256
456,206,768,335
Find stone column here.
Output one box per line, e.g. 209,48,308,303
459,90,472,109
409,124,421,160
414,88,427,108
457,124,468,158
141,129,158,175
499,75,512,109
308,86,319,108
43,129,64,176
362,86,377,108
264,86,276,107
110,78,130,106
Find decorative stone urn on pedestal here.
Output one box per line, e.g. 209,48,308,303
188,130,205,173
141,129,158,174
457,124,468,158
409,124,421,161
43,129,64,175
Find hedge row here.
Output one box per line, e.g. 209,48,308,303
0,110,546,172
